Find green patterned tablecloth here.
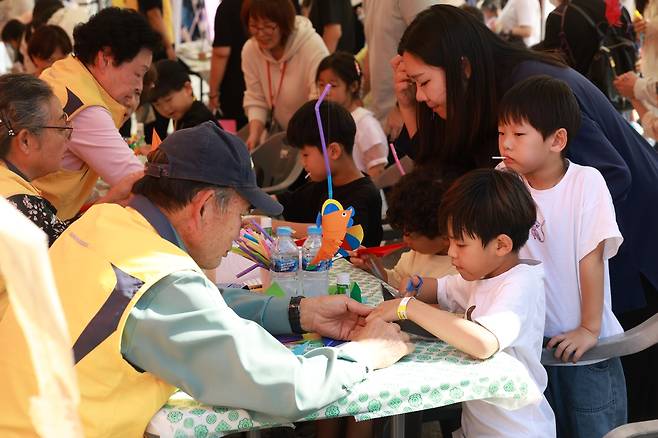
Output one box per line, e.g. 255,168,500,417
146,260,540,437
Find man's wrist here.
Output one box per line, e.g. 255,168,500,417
289,296,309,334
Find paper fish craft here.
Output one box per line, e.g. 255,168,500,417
310,199,364,265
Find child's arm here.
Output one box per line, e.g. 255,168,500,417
367,298,499,360
547,241,604,363
348,251,389,283
398,276,438,304
271,219,313,238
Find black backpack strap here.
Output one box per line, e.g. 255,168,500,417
555,3,578,66
568,2,607,41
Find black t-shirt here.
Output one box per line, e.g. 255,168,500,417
541,0,634,75
212,0,247,125
277,177,383,247
308,0,356,54
175,100,219,131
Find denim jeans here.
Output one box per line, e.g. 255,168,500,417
545,358,627,438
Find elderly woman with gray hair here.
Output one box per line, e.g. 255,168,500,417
0,73,131,320
0,73,131,245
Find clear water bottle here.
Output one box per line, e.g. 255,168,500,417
270,227,299,297
302,226,330,297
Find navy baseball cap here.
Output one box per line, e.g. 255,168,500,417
145,121,283,215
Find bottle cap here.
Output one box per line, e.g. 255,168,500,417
276,226,292,236
307,225,322,235
337,272,350,285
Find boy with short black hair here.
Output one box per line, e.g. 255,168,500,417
498,75,626,437
275,99,383,247
149,59,217,131
369,168,556,437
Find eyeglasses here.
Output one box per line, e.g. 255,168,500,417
0,111,74,141
36,112,74,141
248,22,278,36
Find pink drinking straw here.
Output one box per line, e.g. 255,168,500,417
389,143,406,175
315,84,333,199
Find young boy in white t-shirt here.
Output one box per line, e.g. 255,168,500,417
369,169,556,437
498,75,626,438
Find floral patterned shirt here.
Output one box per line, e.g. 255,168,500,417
6,194,75,247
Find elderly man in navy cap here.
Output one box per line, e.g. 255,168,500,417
0,122,412,438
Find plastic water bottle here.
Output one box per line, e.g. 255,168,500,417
302,226,330,297
270,227,299,297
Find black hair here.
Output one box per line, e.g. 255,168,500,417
398,5,564,174
148,59,191,101
499,75,581,155
73,7,161,66
386,171,451,239
27,25,72,63
460,4,485,23
316,51,362,101
438,168,536,251
1,19,26,43
132,148,235,211
26,0,63,40
0,74,54,159
287,99,356,155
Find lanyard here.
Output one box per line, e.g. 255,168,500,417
266,61,287,112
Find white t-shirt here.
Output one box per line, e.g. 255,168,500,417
518,162,624,341
436,262,556,437
351,107,389,173
497,0,542,47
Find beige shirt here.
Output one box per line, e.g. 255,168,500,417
385,250,457,289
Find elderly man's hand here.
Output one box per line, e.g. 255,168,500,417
347,317,415,369
299,295,372,340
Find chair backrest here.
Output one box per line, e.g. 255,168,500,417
541,313,658,365
373,156,415,189
603,420,658,438
250,132,304,194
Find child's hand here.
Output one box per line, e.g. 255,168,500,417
398,275,422,297
366,299,403,323
348,248,373,273
546,326,598,363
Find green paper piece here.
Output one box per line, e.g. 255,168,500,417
264,282,286,298
349,281,362,303
327,284,338,295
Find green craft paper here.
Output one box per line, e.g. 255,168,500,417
327,284,338,295
349,282,362,303
265,282,286,298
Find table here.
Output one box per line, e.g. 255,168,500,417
146,260,541,438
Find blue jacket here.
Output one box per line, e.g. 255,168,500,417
511,61,658,313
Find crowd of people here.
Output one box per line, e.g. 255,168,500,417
1,0,658,437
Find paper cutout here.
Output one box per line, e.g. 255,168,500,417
310,199,363,266
389,143,406,176
349,281,362,303
150,129,162,152
264,282,285,298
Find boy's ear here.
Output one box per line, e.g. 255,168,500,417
494,234,514,256
549,128,568,153
184,81,194,96
327,142,343,160
460,56,472,79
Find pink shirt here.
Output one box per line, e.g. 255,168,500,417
62,106,143,185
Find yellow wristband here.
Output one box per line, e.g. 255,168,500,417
397,296,414,320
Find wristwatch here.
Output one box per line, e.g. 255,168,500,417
288,296,307,334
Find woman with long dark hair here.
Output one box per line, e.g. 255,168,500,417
394,3,658,432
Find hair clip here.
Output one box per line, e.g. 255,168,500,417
354,59,362,78
0,112,15,136
145,162,170,178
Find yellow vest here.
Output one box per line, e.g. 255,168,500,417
0,203,201,438
0,163,42,321
35,56,128,220
114,0,175,43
